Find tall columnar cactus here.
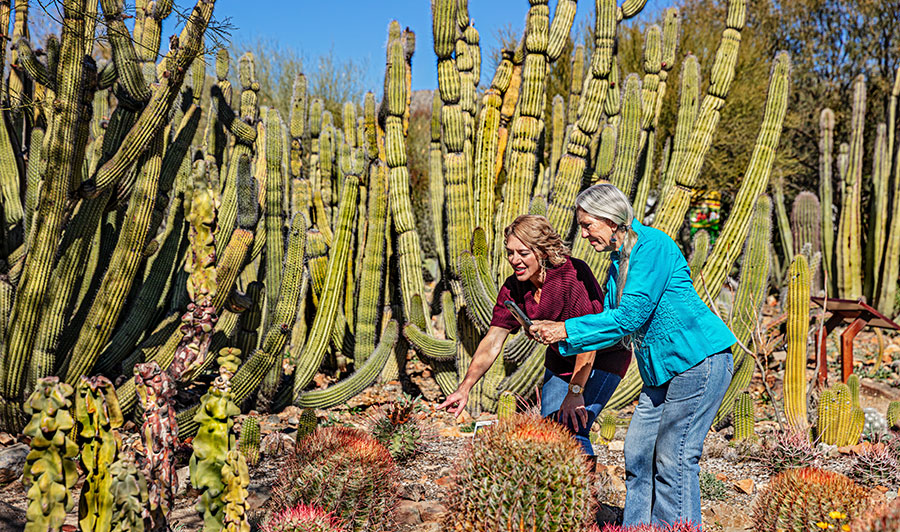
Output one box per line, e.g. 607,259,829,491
876,68,900,315
837,75,866,299
751,468,870,532
239,415,261,467
75,376,125,532
784,253,810,431
446,413,593,531
652,0,747,237
888,401,900,430
688,230,710,281
713,195,771,427
791,191,822,290
22,378,79,532
818,108,836,293
732,391,757,443
135,361,178,531
865,122,891,302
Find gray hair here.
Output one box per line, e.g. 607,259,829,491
574,183,639,308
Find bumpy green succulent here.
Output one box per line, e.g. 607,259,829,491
274,427,397,532
109,456,150,532
190,382,241,531
75,375,124,532
22,378,79,532
221,450,251,532
447,413,593,532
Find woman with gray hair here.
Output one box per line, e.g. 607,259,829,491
530,183,736,527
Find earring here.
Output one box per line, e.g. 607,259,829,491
610,235,617,244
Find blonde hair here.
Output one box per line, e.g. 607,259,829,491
503,215,570,268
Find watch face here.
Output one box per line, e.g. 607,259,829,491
570,384,583,394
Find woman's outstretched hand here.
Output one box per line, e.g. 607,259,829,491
530,320,567,345
437,388,469,418
558,392,589,430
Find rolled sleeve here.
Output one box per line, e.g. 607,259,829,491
560,238,670,356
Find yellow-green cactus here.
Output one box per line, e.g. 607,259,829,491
23,378,79,532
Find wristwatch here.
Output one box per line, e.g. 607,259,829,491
568,383,584,395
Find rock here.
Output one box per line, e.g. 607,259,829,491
0,443,28,484
0,433,13,445
411,523,443,532
0,500,25,532
608,440,625,452
286,417,299,426
734,478,754,494
395,500,422,525
175,465,191,494
418,501,447,522
705,501,754,532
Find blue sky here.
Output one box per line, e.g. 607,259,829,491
208,0,668,91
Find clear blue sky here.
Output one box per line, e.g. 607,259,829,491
208,0,668,92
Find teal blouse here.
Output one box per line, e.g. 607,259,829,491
559,219,736,386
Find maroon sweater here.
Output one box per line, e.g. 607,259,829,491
489,256,631,378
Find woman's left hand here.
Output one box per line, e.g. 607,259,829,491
530,320,567,345
558,392,589,430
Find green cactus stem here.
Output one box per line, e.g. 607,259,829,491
23,378,79,532
354,161,388,365
238,416,261,467
76,376,125,532
697,52,790,303
652,0,747,237
221,450,251,532
688,230,710,281
837,75,865,299
818,108,836,294
600,412,617,442
865,123,890,302
785,253,810,431
297,408,318,442
733,391,757,442
877,68,900,315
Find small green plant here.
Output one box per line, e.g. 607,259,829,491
699,471,729,501
368,394,427,462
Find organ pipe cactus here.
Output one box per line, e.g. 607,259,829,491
837,75,866,299
784,254,810,431
791,191,821,288
22,378,79,532
75,376,125,532
135,361,178,531
733,391,757,443
238,415,261,467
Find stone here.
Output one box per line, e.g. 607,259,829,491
418,501,447,522
175,465,191,494
705,501,753,532
0,443,28,484
608,440,625,452
395,500,422,525
0,500,25,532
734,478,754,494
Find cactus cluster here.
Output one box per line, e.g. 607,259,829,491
273,427,398,532
752,468,870,532
762,429,821,474
815,382,865,447
849,442,900,488
446,413,593,532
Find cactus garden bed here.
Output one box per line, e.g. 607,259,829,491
1,328,899,532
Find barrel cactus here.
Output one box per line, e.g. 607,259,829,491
22,377,79,532
752,468,870,532
849,443,900,488
368,393,426,462
849,498,900,532
274,426,398,532
599,412,617,443
263,504,347,532
446,412,594,532
762,429,820,474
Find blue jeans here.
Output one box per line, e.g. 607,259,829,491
540,368,622,456
623,351,733,527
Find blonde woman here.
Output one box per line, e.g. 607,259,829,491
438,215,630,462
530,183,736,527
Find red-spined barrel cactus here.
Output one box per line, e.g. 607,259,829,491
368,393,428,462
752,467,871,532
446,412,594,532
263,504,347,532
850,497,900,532
273,426,397,531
